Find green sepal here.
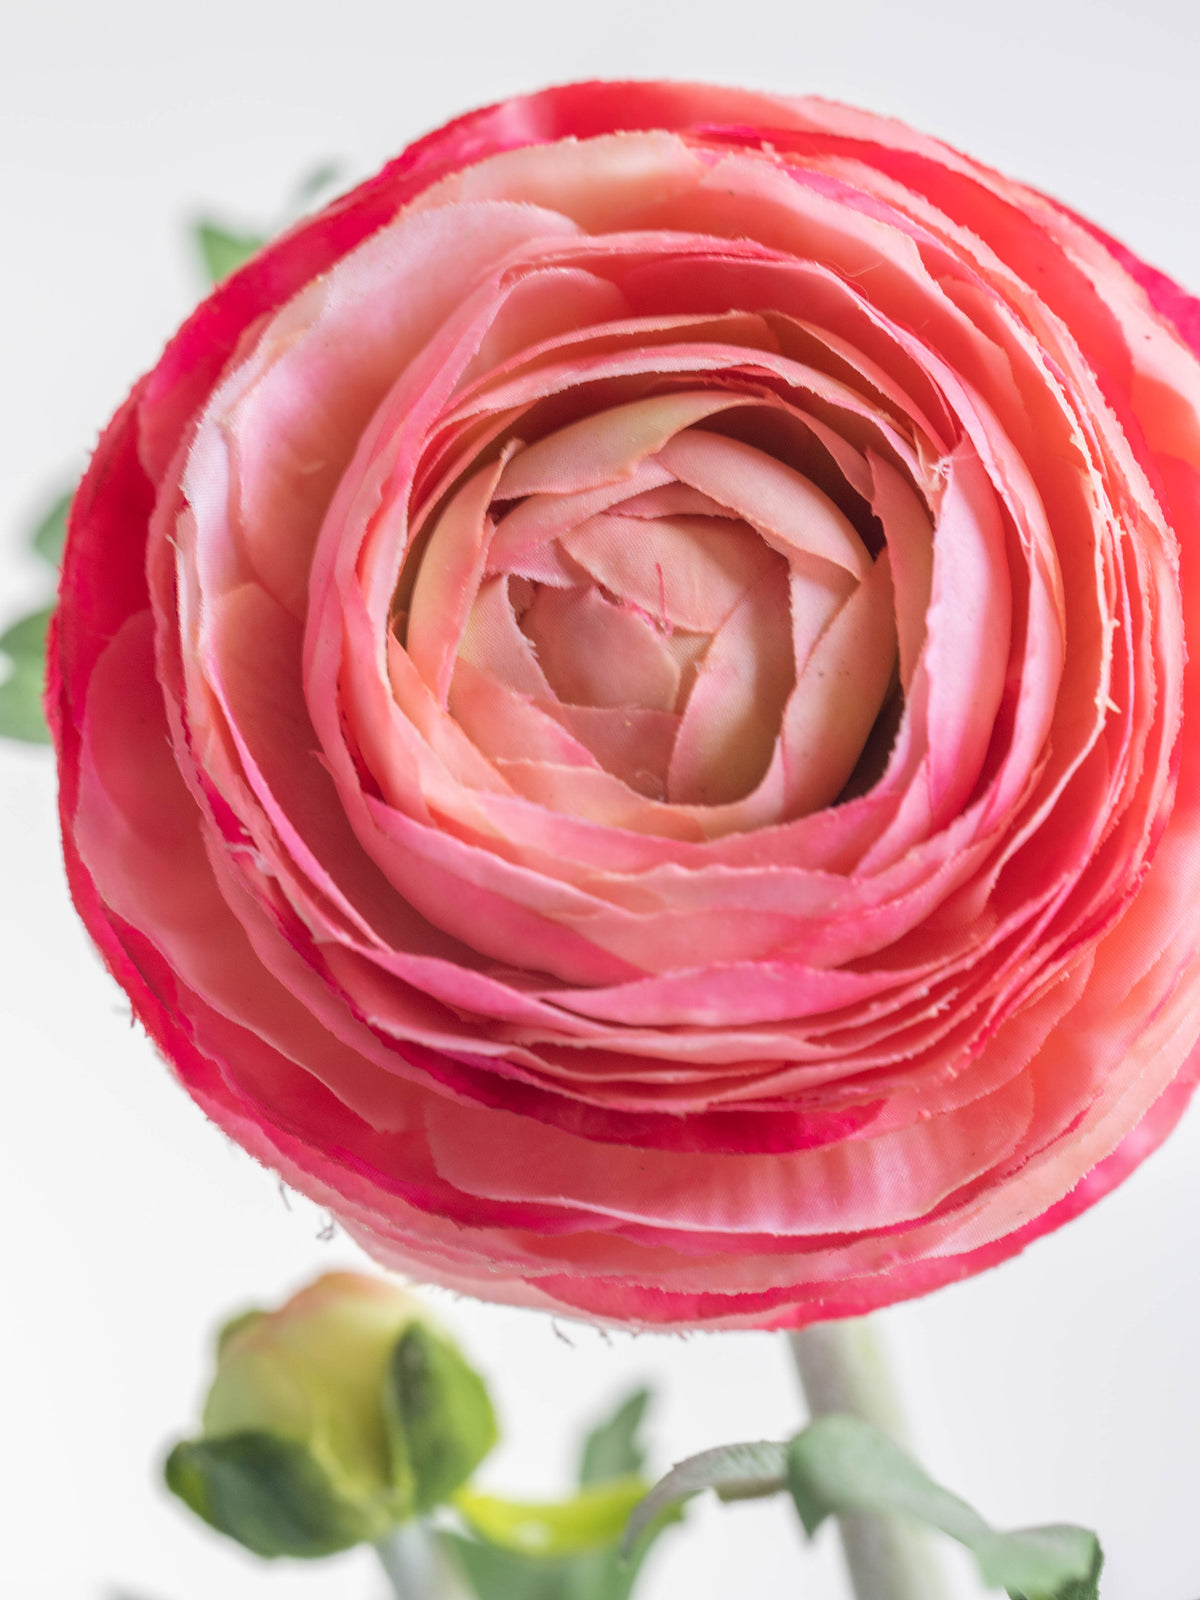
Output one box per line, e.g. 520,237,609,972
456,1477,647,1558
0,605,53,743
578,1388,650,1485
164,1431,385,1558
193,221,268,285
384,1321,498,1512
786,1415,1102,1600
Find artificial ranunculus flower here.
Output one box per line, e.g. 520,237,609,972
51,81,1200,1329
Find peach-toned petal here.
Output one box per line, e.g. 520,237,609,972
520,584,683,711
448,657,603,771
562,512,779,633
668,565,795,805
657,428,874,578
406,452,511,703
540,700,681,796
457,575,558,700
779,552,898,815
497,390,752,498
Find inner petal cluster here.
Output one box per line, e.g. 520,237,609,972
399,392,899,833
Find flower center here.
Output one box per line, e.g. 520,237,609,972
399,392,900,831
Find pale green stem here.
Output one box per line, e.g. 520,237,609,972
787,1319,951,1600
374,1520,466,1600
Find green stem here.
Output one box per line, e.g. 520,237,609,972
374,1520,465,1600
787,1319,951,1600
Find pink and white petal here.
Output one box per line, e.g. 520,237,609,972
540,700,681,796
657,428,874,578
788,563,859,679
496,390,753,498
668,565,795,804
920,442,1013,823
867,451,935,692
405,451,511,703
457,575,558,700
487,459,674,572
404,129,710,233
456,266,633,389
611,482,733,519
562,512,781,633
520,584,682,711
448,658,604,770
778,551,898,816
422,1068,1032,1236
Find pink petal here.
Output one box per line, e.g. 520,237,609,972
520,584,682,711
668,564,794,805
779,551,898,816
457,575,557,699
657,428,873,578
540,701,681,797
562,511,780,633
405,452,511,703
496,390,752,498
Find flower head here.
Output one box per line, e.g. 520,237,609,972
53,82,1200,1328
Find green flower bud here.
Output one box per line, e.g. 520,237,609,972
166,1272,497,1558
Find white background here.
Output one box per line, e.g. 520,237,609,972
4,2,1200,1598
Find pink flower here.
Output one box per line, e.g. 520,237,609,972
51,82,1200,1329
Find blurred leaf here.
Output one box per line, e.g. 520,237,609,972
31,488,72,567
385,1321,498,1513
443,1531,656,1600
0,605,52,743
192,161,341,288
194,221,267,285
786,1415,1102,1600
291,161,344,209
578,1388,650,1486
164,1431,382,1558
1026,1542,1104,1600
456,1477,646,1558
622,1439,786,1555
445,1379,672,1600
986,1532,1104,1600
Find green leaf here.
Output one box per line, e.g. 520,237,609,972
445,1382,673,1600
194,221,268,285
32,488,72,567
786,1415,1102,1600
621,1439,786,1556
0,605,52,743
443,1504,675,1600
456,1477,647,1558
291,162,344,209
1,607,52,660
578,1388,650,1486
443,1532,647,1600
975,1526,1104,1599
164,1431,382,1557
384,1321,498,1513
